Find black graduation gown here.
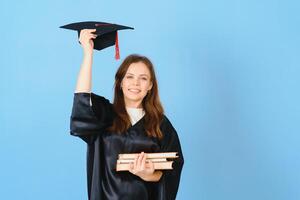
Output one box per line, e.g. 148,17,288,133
70,92,184,200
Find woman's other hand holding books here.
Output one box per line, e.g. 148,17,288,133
128,152,162,182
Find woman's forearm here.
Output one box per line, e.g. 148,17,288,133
75,52,93,93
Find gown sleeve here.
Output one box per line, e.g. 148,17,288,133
158,115,185,200
70,92,114,144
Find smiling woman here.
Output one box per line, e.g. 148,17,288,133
69,28,184,200
107,55,164,139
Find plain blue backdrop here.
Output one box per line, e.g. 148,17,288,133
1,0,299,199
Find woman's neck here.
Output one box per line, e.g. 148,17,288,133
124,98,143,108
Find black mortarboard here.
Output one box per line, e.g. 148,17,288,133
60,21,134,60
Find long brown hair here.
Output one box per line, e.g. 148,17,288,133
106,54,164,140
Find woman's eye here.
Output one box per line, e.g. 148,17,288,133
126,76,133,79
139,76,148,80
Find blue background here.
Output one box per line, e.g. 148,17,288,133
1,0,299,199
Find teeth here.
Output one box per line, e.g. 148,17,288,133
129,89,140,93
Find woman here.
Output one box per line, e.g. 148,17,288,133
70,29,184,200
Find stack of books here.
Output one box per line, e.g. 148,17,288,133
116,152,178,171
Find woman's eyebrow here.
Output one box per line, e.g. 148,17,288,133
139,74,149,77
126,73,149,77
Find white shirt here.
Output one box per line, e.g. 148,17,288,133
126,107,145,126
90,97,145,126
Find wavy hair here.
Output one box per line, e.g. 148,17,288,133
106,54,164,140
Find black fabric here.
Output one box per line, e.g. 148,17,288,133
70,92,184,200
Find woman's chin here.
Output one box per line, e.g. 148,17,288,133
124,94,145,102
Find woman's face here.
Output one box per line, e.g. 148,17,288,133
121,62,153,108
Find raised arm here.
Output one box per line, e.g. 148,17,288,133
75,29,97,93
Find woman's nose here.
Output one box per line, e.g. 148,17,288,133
133,78,140,85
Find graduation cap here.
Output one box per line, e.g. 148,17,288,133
60,21,134,60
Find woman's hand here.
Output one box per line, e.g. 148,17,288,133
79,29,97,55
129,152,155,180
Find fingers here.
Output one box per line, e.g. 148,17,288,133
129,153,141,175
82,29,97,36
130,152,145,170
137,152,144,168
79,30,97,40
80,28,96,35
129,152,154,177
79,29,97,40
78,29,98,52
141,152,147,169
88,33,97,40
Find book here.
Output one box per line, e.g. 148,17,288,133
117,158,167,164
118,152,178,160
116,161,174,171
116,152,178,172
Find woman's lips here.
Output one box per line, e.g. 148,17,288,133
128,89,141,94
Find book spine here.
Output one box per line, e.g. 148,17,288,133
119,152,178,160
116,161,174,171
117,158,167,164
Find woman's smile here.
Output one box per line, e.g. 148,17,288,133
128,88,141,94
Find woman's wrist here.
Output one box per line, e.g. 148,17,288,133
140,171,163,182
83,49,93,57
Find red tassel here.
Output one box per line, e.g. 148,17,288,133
115,31,120,60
